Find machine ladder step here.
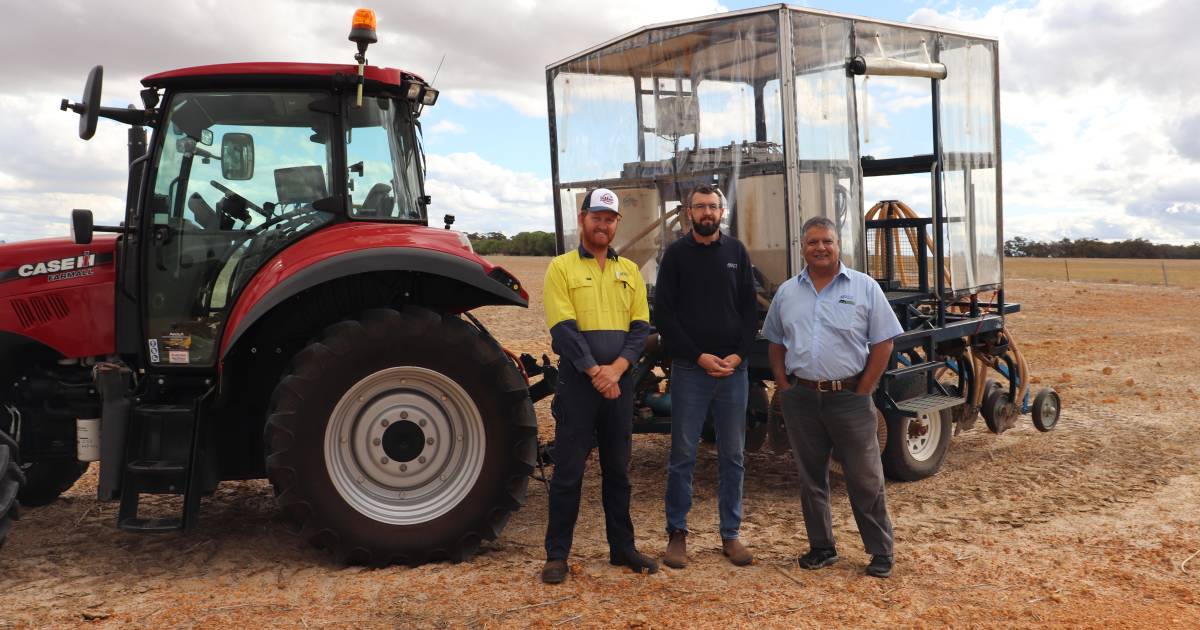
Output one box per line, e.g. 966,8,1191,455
118,395,210,534
118,516,184,532
895,394,965,416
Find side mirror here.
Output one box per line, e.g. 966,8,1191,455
72,209,94,245
60,66,103,140
221,133,255,180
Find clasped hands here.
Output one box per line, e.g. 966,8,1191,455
697,353,741,378
586,359,629,400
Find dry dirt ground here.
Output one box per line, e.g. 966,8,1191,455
2,256,1198,629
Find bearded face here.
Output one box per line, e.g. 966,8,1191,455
688,191,723,238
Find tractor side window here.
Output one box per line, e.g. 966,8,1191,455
346,97,424,221
144,91,336,368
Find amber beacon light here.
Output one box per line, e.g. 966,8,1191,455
349,8,377,106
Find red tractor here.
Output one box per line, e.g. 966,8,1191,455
0,10,553,564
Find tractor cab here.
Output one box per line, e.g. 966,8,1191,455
133,68,433,367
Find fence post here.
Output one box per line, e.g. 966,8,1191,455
1064,259,1070,282
1162,260,1168,286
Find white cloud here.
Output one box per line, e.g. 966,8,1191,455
428,120,466,135
911,0,1200,244
424,152,553,235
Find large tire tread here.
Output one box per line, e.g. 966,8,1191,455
1,435,25,551
264,306,535,566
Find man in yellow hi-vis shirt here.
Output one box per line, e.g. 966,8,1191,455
540,187,657,584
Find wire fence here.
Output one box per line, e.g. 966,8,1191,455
1004,258,1200,289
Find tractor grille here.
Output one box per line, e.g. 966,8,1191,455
10,294,70,329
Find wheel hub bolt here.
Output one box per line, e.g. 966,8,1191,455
372,438,381,446
381,418,390,427
399,464,408,472
400,411,409,419
419,418,427,427
418,456,426,464
380,457,389,464
426,437,434,445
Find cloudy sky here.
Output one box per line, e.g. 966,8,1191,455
1,0,1196,244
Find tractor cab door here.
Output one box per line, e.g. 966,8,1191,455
142,91,339,368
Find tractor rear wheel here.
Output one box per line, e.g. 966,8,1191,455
17,461,88,507
1,430,24,551
264,307,537,566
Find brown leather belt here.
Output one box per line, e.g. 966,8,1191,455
789,374,862,392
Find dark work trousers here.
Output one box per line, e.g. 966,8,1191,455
544,365,637,561
780,385,894,556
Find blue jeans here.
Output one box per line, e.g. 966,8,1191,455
664,359,748,540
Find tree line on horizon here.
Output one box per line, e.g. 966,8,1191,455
466,231,557,256
1004,236,1200,259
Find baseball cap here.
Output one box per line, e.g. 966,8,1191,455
582,188,620,214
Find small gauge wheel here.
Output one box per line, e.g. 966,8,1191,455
1031,388,1061,432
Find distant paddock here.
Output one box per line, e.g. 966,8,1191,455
1005,257,1200,289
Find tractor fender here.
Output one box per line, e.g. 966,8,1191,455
221,246,527,357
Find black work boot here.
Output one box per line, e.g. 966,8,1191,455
663,530,688,569
610,548,659,575
866,554,893,578
797,547,839,570
541,559,568,584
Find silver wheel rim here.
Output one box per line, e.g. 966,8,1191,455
1039,393,1059,425
324,366,485,525
906,412,942,462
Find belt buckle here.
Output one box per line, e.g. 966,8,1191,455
816,379,828,392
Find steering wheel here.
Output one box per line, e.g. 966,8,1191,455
210,180,265,220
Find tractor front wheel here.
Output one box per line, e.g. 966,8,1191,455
1,430,24,550
264,307,537,566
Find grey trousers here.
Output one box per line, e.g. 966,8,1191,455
780,385,894,556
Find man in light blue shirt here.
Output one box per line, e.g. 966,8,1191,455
762,216,904,578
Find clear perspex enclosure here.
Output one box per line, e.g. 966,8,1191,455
546,4,1003,299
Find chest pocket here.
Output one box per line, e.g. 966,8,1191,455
568,275,597,315
612,275,635,312
818,299,867,332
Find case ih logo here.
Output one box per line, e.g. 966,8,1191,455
19,253,97,277
0,251,112,284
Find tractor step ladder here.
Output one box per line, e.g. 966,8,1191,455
117,397,206,533
894,394,964,417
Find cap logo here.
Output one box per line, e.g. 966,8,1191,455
600,192,614,205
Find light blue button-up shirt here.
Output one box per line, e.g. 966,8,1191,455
762,263,904,381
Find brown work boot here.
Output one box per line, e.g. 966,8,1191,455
722,538,753,566
663,530,688,569
541,559,568,584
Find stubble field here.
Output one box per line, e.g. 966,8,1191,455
1,256,1198,628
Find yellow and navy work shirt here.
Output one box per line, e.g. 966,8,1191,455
544,245,650,372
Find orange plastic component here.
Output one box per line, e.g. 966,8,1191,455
351,8,377,32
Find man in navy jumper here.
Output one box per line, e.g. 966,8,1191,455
654,184,758,568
